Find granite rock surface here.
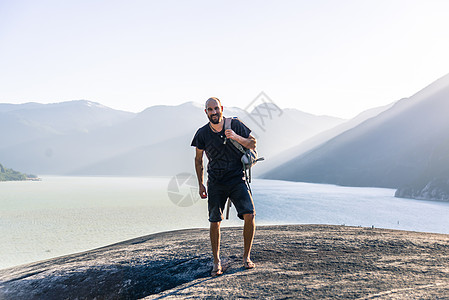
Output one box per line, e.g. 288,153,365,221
1,225,449,299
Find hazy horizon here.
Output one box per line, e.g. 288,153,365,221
0,98,352,118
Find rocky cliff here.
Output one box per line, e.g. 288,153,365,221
396,177,449,201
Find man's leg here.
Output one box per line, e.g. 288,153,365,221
243,213,255,268
210,221,223,275
210,221,221,264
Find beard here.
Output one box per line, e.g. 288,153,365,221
208,112,222,124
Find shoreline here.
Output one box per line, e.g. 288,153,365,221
2,224,449,299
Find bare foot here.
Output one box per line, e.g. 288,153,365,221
244,259,255,269
211,260,223,276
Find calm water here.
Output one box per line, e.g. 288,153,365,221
1,176,449,270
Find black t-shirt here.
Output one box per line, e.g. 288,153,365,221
191,117,251,185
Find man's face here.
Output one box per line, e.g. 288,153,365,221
205,100,223,124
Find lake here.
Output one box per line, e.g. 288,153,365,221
1,176,449,270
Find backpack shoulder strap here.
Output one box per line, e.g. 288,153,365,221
224,117,246,154
224,117,232,130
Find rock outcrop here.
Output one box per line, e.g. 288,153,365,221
396,177,449,201
1,225,449,299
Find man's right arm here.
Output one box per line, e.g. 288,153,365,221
194,147,207,198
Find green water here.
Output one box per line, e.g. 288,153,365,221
0,176,219,269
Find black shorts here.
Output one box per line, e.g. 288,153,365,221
207,181,255,222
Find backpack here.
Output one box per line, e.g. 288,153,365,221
224,117,264,184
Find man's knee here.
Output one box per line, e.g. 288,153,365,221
210,221,221,229
243,213,255,221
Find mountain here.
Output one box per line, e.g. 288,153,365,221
223,103,345,167
0,100,134,149
0,102,204,175
70,103,345,176
0,100,345,176
69,135,194,176
263,73,449,190
0,100,135,133
239,105,345,159
256,102,394,175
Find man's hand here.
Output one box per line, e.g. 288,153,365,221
224,129,238,140
225,130,257,150
199,184,207,199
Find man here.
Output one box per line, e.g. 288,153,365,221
191,97,257,276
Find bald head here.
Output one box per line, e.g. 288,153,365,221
205,97,222,109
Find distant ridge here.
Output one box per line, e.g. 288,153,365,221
257,101,394,175
0,100,344,175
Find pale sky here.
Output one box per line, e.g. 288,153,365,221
1,0,449,118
